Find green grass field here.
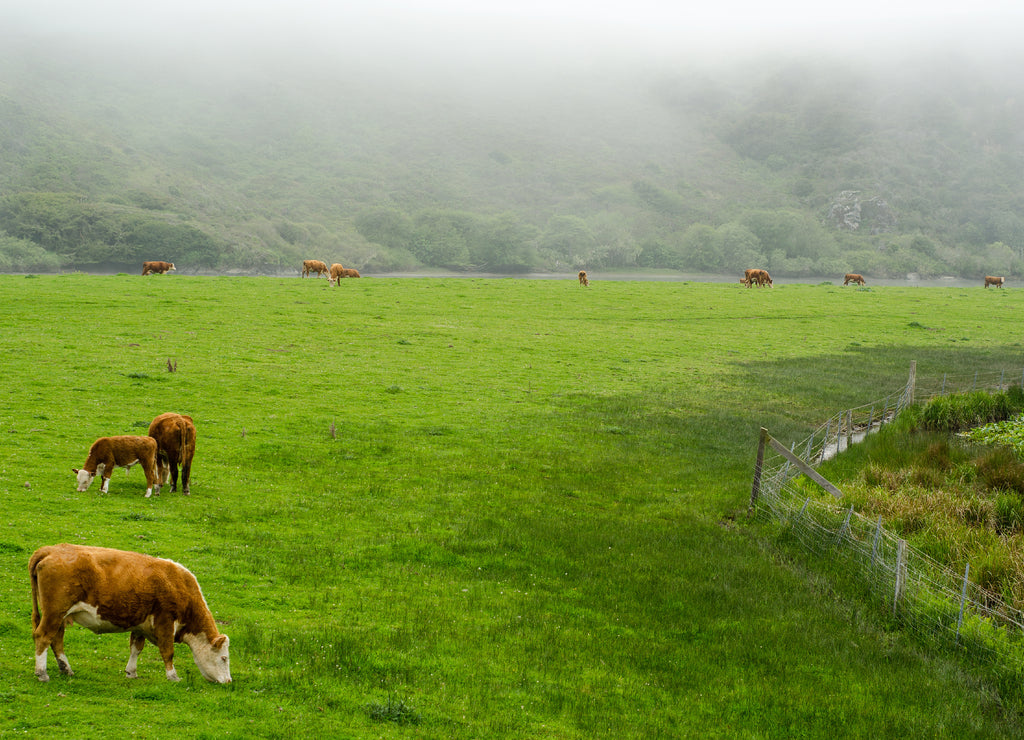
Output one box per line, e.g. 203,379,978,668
1,274,1023,737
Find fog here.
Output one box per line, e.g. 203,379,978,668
6,0,1024,81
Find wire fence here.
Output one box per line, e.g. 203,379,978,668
750,363,1024,679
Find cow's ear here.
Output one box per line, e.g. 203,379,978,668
71,468,79,474
213,635,228,649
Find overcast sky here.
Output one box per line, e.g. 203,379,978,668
7,0,1024,57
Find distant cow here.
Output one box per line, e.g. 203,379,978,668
844,273,866,286
578,270,589,287
141,261,175,276
30,543,231,683
73,436,160,498
343,268,361,278
744,268,772,288
329,263,345,285
984,276,1005,288
302,260,329,278
148,413,196,495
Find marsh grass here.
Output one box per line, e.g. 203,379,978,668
1,276,1024,736
820,393,1024,608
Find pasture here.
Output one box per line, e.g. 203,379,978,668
0,274,1022,737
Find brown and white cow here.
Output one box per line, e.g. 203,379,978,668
73,436,160,498
30,543,231,683
843,273,866,286
328,263,345,285
141,261,175,276
984,275,1005,288
578,270,589,287
148,413,196,495
302,260,329,278
744,268,773,287
343,268,361,278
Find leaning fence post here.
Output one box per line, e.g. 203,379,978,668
835,504,854,545
894,539,908,617
956,562,971,645
749,427,769,514
868,405,875,433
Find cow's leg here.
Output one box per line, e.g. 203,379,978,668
181,460,191,496
33,615,71,680
168,457,180,492
100,475,111,494
51,623,73,676
126,632,146,678
152,621,180,681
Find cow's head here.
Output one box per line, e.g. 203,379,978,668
187,633,231,683
72,468,95,492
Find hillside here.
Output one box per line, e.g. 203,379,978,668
1,30,1023,277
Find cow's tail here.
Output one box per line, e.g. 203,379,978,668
29,548,48,629
178,418,187,459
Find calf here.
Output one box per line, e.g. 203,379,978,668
578,270,589,287
844,273,866,286
73,436,160,498
148,413,196,495
302,260,329,278
141,261,175,276
328,263,345,285
984,275,1005,288
30,543,231,683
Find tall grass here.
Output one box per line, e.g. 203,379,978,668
1,275,1023,736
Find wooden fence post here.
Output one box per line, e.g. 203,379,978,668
908,361,917,406
749,427,768,514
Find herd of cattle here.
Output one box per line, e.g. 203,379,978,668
31,412,232,684
141,259,1009,290
301,259,361,283
737,269,1007,289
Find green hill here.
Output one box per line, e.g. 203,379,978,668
1,30,1023,277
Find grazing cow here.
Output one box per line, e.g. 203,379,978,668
984,276,1005,288
148,413,196,495
141,261,175,276
73,436,160,498
578,270,589,287
343,268,361,278
302,260,329,278
30,543,231,683
744,268,773,288
844,273,866,286
328,263,345,286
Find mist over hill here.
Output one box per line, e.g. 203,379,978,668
1,21,1023,278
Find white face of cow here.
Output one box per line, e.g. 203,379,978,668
73,468,95,492
185,633,231,683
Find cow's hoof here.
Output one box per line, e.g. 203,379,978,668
126,670,138,679
35,671,49,682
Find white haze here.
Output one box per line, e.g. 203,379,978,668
5,0,1024,77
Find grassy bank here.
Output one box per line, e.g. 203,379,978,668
0,275,1022,737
